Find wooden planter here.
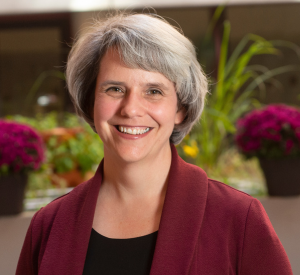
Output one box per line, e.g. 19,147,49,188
39,127,83,144
51,169,94,188
259,158,300,196
0,174,28,215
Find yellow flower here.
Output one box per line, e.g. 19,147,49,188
183,141,199,158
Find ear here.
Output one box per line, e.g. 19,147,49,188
175,108,186,125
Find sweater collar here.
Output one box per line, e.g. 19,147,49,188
39,144,208,275
150,144,208,274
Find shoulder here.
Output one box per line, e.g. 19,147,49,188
204,177,289,265
205,177,257,223
200,180,292,273
185,161,273,227
207,178,254,205
177,157,256,224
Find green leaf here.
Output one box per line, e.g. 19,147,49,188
216,20,231,102
244,65,300,93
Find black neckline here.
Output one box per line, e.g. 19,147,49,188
92,228,158,240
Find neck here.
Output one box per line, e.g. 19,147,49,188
101,144,173,203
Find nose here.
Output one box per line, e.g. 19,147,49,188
120,90,146,118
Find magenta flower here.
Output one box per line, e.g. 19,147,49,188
0,120,44,174
235,104,300,159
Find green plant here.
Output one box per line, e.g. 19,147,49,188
205,147,266,196
45,125,103,175
6,112,104,176
179,8,300,171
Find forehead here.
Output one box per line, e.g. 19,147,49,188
97,49,175,90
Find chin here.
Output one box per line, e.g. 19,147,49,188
110,144,152,164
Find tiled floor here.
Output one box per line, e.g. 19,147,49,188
0,211,34,275
259,196,300,274
0,197,299,275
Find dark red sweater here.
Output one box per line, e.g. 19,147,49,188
16,145,292,274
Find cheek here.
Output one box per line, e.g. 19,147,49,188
93,97,118,125
148,100,178,127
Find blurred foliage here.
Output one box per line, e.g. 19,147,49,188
206,147,267,196
178,6,300,171
177,143,267,196
6,112,104,193
6,112,78,130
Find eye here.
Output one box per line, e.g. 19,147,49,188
147,89,163,95
105,87,123,93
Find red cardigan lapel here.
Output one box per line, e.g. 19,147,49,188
150,145,208,274
39,161,104,275
38,145,208,275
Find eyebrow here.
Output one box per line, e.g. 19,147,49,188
99,80,169,90
145,82,169,90
99,80,126,88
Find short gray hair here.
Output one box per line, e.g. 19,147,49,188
66,13,208,144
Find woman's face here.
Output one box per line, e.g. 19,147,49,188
93,49,184,163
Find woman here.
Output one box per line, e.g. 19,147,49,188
17,13,292,275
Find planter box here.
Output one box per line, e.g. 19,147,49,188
0,174,28,215
259,158,300,196
51,170,94,187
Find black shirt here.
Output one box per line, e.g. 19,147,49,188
82,229,158,275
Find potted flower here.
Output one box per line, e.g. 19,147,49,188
0,120,44,215
6,112,104,188
235,104,300,196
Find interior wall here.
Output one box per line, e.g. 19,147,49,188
228,4,300,41
71,8,210,40
227,3,300,106
0,27,63,116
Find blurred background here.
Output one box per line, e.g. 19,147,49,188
0,0,300,274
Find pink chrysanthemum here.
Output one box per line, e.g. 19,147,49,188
235,104,300,159
0,120,44,174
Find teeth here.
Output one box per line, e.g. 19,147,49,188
118,126,150,135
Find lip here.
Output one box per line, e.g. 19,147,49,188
113,125,152,140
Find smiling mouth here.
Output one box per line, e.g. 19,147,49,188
116,126,150,135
